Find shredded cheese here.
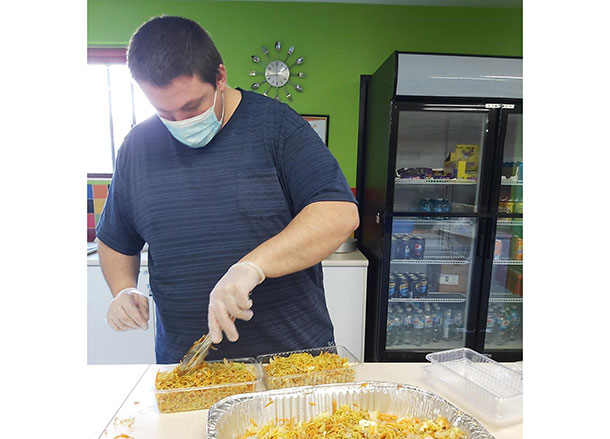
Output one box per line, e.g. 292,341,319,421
241,405,466,439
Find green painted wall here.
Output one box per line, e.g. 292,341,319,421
88,1,522,186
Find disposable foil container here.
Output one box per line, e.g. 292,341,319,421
207,381,494,439
153,358,260,413
256,345,361,390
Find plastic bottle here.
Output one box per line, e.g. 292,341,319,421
508,305,521,341
395,306,404,345
432,304,442,343
404,306,414,345
413,309,424,346
442,308,453,342
453,308,464,342
423,305,433,345
486,306,496,346
495,306,510,346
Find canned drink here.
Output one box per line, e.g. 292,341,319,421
398,278,411,298
414,274,429,297
511,237,523,260
402,237,411,259
504,201,514,214
498,201,508,213
409,237,426,259
388,273,396,297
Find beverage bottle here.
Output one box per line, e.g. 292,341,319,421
423,304,433,345
486,306,496,346
413,309,424,346
495,306,510,346
418,198,432,212
395,306,404,344
404,306,414,345
442,308,453,342
432,304,442,343
508,305,521,341
386,316,395,347
453,308,464,342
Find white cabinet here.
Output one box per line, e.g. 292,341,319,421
87,250,368,364
87,266,156,364
322,260,368,362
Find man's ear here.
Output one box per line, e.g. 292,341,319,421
216,64,227,90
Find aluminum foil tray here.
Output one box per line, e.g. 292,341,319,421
207,381,494,439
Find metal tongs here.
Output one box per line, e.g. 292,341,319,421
175,334,215,376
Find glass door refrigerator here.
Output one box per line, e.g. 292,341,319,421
358,52,522,362
477,106,523,361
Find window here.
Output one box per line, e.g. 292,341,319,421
86,48,156,173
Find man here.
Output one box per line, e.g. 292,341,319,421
97,15,359,363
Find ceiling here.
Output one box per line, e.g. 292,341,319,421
197,0,522,7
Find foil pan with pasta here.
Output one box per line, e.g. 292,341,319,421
207,381,495,439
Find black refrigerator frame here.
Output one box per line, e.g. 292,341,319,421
358,51,523,362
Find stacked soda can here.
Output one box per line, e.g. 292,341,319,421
391,234,426,260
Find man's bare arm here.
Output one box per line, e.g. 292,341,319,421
97,239,141,297
240,200,359,278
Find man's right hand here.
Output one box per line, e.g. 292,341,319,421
106,287,150,331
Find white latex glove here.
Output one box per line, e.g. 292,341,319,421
207,261,265,343
106,287,150,331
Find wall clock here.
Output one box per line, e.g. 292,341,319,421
248,41,305,102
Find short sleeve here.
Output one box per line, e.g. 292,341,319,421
96,146,145,255
278,109,357,214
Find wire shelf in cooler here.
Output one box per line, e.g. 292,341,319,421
490,291,523,303
389,294,466,304
500,178,523,186
394,178,477,185
392,256,469,265
492,259,522,266
497,220,523,226
490,297,522,303
394,218,475,226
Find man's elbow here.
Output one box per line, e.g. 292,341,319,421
342,203,360,236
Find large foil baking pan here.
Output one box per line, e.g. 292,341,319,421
207,381,494,438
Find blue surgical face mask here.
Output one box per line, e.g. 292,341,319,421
159,89,225,148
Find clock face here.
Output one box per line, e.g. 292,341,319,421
265,60,290,87
249,41,304,102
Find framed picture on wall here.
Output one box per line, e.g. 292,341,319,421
302,114,329,146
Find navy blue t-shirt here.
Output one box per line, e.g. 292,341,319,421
97,89,357,363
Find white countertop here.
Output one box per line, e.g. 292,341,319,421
94,362,521,439
87,247,368,268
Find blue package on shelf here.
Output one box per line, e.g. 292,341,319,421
393,220,415,234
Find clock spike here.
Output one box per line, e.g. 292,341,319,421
251,82,261,90
261,45,270,56
288,81,303,92
283,45,295,63
275,41,281,52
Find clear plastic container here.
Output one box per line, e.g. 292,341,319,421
256,345,361,390
424,348,523,426
153,357,261,413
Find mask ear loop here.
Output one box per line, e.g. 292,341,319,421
219,89,226,126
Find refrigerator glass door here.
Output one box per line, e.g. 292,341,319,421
393,109,488,213
486,219,523,351
386,217,476,352
485,111,523,351
498,113,523,214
